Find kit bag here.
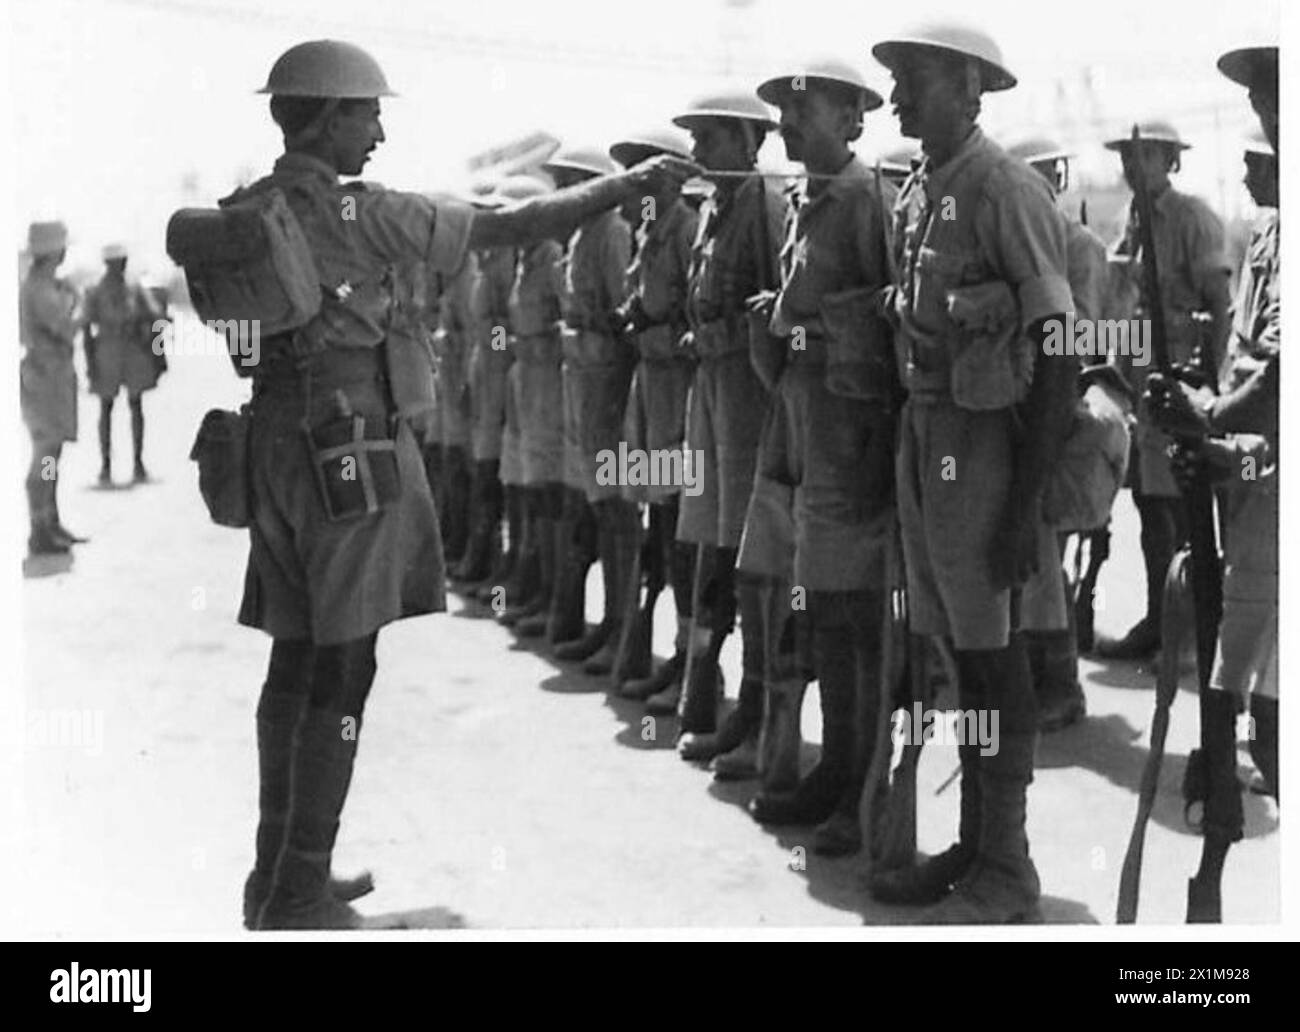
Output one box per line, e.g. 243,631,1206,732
165,187,322,340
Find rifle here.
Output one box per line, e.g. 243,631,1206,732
1115,125,1233,924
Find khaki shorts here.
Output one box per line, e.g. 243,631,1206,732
239,374,444,645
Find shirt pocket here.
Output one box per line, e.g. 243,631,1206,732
912,246,972,329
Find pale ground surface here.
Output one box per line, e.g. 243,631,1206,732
8,313,1280,936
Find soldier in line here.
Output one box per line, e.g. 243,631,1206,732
604,128,701,694
82,244,165,486
496,175,568,631
20,220,86,555
1150,43,1279,801
736,62,899,858
229,39,692,929
456,236,518,588
868,23,1078,922
650,93,784,741
542,147,638,666
1097,120,1231,660
1006,136,1111,732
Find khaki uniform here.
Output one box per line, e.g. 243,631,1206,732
1211,209,1279,704
893,128,1073,649
621,199,699,503
469,247,517,462
82,275,163,398
19,267,79,444
739,156,896,589
507,239,566,485
433,256,478,450
1110,188,1230,497
677,175,784,547
559,208,633,500
234,152,473,645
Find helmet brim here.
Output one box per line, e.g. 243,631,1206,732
756,74,884,111
672,110,778,133
871,39,1017,92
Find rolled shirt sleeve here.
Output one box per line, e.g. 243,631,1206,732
356,190,475,277
977,179,1073,328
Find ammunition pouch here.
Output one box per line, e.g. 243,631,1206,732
819,286,897,406
189,407,252,529
944,281,1031,411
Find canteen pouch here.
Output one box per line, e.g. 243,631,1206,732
189,407,251,529
819,286,897,405
165,187,322,341
303,413,401,521
1043,366,1134,532
945,281,1028,411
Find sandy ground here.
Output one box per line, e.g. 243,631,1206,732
6,312,1280,936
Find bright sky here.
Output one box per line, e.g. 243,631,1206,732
3,0,1284,277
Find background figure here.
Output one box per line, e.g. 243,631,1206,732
20,220,85,555
82,244,165,485
1098,121,1231,660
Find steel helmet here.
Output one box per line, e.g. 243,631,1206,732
543,145,621,178
1217,45,1278,89
756,59,884,111
1006,135,1074,165
27,221,68,257
102,243,128,261
1104,119,1190,151
491,175,553,203
872,23,1017,92
672,91,778,132
258,40,396,98
609,127,693,168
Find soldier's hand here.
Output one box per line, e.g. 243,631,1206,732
989,509,1040,590
745,290,777,317
1169,439,1232,488
628,154,703,192
1146,372,1213,438
677,330,698,361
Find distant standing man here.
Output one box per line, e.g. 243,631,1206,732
20,220,86,555
1098,120,1231,660
83,244,165,485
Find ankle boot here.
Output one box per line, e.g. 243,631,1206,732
254,705,371,930
243,695,373,929
706,676,765,779
680,676,762,763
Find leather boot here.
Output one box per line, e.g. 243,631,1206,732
256,706,368,930
505,505,553,628
1028,629,1086,732
623,616,688,702
921,645,1040,924
749,620,856,827
583,517,635,676
698,678,764,779
243,694,373,929
680,676,762,763
548,517,594,648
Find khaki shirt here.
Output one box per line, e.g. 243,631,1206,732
509,239,564,340
231,152,474,353
561,208,631,333
1225,209,1279,386
686,174,785,355
20,267,79,359
1065,218,1109,325
893,127,1073,382
629,199,697,331
1109,186,1230,377
772,155,896,340
83,275,159,348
